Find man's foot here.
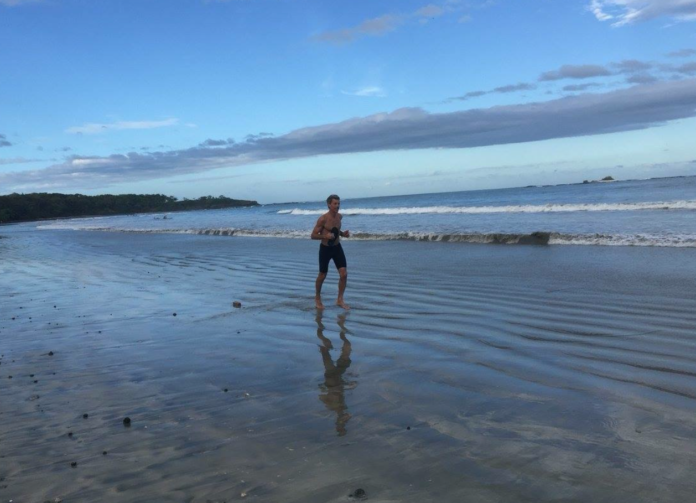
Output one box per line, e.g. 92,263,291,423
336,299,350,310
315,297,325,309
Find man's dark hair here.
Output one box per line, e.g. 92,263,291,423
326,194,340,205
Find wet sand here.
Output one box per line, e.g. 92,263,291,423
2,227,696,502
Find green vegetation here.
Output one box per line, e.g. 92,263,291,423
0,193,259,224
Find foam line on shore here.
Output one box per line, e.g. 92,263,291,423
35,225,696,247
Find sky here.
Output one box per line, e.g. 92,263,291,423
1,0,696,204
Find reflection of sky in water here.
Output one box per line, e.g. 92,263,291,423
3,223,696,501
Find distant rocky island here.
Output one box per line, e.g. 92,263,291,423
0,193,259,224
583,176,615,184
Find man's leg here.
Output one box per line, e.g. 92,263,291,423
333,244,349,310
316,272,327,309
316,245,331,309
336,267,349,310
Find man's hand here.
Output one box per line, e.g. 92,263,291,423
342,230,350,238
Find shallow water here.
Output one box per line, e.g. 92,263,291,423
1,228,696,502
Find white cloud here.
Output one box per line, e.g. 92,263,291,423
590,0,696,26
341,86,387,97
65,118,180,135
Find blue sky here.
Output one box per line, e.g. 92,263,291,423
1,0,696,203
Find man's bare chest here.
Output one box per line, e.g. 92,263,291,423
324,215,341,230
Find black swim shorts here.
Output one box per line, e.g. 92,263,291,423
319,243,347,273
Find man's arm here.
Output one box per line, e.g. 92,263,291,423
311,216,328,240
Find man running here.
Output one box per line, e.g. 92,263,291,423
311,194,350,310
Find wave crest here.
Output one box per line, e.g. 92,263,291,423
278,200,696,216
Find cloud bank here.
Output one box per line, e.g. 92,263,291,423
449,83,536,102
667,49,696,58
0,134,12,147
65,118,180,135
3,79,696,191
313,3,450,44
540,64,613,81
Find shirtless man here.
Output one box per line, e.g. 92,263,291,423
311,194,351,310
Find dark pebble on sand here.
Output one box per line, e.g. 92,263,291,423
34,380,38,383
224,388,229,392
103,451,108,455
407,426,411,430
83,413,89,419
30,374,34,377
173,313,177,317
68,432,73,437
71,462,77,467
233,301,242,308
123,417,131,426
48,351,54,356
350,488,366,499
8,376,12,379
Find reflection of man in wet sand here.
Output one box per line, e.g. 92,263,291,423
311,194,350,310
316,312,355,436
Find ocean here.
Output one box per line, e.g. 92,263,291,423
36,176,696,247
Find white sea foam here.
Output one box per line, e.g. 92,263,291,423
34,225,696,247
278,200,696,216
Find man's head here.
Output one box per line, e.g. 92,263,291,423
326,194,340,212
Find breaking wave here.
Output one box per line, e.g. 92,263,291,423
277,200,696,215
35,225,696,247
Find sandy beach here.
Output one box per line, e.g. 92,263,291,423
2,227,696,502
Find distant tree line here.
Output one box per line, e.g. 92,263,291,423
0,193,259,224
